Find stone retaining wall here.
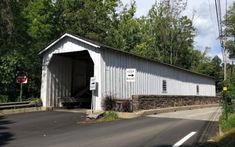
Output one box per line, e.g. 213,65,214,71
132,95,220,111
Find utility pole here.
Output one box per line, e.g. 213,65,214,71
223,38,229,120
223,85,228,120
223,40,227,81
220,34,227,81
215,0,229,121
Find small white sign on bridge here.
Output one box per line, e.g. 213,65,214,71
126,68,136,82
90,77,96,91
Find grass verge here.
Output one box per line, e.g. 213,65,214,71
219,113,235,132
201,128,235,147
97,111,119,122
201,113,235,147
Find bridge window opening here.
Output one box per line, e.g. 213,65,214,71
162,80,167,93
196,85,199,95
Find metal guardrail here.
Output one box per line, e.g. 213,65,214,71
0,101,30,106
0,101,35,110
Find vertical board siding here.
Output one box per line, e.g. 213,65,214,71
102,49,215,99
47,55,72,107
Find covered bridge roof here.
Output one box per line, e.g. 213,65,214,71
39,33,214,80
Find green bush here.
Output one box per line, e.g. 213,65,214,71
220,100,234,114
99,111,118,122
28,97,42,106
0,95,8,103
220,80,235,119
16,96,21,102
220,113,235,132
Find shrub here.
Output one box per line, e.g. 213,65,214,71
121,100,132,112
220,100,234,114
0,95,8,103
99,111,118,122
103,95,116,111
103,94,132,112
28,97,42,107
220,113,235,132
16,96,22,102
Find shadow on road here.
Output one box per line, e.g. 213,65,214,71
0,116,14,146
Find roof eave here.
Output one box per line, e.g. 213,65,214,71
38,33,100,55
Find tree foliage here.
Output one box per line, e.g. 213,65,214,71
225,2,235,58
130,1,195,69
225,2,235,91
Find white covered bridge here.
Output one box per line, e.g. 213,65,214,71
39,33,216,111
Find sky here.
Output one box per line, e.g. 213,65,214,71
121,0,234,59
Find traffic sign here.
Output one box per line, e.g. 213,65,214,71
16,71,28,102
126,68,136,82
223,86,228,91
16,75,28,84
90,77,96,91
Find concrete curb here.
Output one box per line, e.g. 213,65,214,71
117,104,219,119
54,108,90,114
0,104,219,118
0,107,43,116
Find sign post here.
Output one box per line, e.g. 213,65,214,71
20,83,23,102
90,77,96,113
16,72,28,102
223,85,228,120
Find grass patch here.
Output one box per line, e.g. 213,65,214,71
214,128,235,147
201,128,235,147
219,113,235,132
200,113,235,147
97,111,118,122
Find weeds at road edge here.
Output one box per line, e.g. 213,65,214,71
219,113,235,132
97,111,118,122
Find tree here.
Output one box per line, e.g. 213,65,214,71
225,2,235,58
0,0,33,100
191,47,223,92
57,0,121,42
131,0,195,69
105,1,142,52
0,0,29,55
225,2,235,37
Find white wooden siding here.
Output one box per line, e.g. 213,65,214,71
102,49,215,99
47,55,72,107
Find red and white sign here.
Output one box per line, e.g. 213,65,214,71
17,75,28,84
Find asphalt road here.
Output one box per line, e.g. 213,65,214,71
0,107,220,147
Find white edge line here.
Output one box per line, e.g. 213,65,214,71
172,131,197,147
